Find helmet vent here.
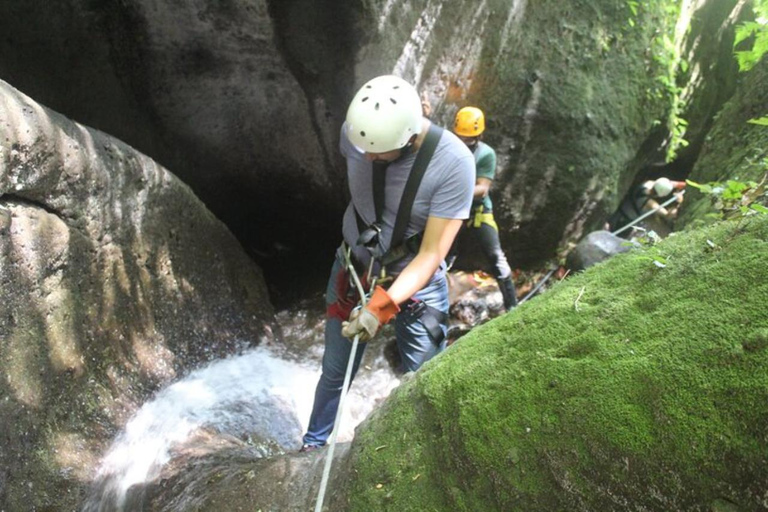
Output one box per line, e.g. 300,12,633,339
390,98,397,104
375,102,380,110
361,97,369,102
360,131,366,137
393,85,400,89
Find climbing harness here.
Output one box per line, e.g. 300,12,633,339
353,123,448,340
314,245,367,512
468,205,498,230
354,123,444,278
402,298,448,345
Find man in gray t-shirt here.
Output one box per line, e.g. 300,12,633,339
301,75,474,451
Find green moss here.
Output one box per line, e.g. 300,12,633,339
340,215,768,511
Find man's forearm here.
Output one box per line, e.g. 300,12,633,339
385,251,443,305
473,183,489,200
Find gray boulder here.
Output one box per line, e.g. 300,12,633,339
566,230,636,271
0,79,275,511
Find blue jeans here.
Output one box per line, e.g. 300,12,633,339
302,257,449,447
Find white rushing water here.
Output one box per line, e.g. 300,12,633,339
83,342,400,511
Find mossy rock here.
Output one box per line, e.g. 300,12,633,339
333,215,768,511
678,54,768,229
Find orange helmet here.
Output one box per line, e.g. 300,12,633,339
454,107,485,137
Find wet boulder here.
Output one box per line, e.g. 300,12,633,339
0,80,275,511
565,230,637,272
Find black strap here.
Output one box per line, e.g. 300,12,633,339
372,160,388,224
422,305,448,345
355,160,388,241
388,124,443,252
354,124,444,264
403,298,448,346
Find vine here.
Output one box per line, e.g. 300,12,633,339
645,1,690,162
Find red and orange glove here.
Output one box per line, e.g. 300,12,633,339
327,269,373,321
341,286,400,341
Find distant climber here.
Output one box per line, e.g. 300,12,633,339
607,177,687,237
451,106,518,311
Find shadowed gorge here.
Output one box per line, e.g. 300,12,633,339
0,0,766,510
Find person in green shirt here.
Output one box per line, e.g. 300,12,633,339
453,107,518,310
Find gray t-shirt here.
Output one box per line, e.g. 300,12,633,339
340,120,475,276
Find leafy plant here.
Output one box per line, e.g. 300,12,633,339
734,0,768,72
686,173,768,220
734,0,768,125
648,3,690,162
626,0,639,27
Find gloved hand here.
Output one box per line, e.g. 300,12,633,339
341,286,400,341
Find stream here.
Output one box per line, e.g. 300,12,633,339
81,272,522,511
82,298,401,511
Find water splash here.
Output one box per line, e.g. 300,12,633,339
83,340,399,511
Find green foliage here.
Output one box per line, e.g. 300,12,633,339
686,173,768,220
626,0,639,27
734,0,768,72
748,116,768,126
647,3,690,162
733,2,768,126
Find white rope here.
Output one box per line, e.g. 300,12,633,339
314,247,368,512
610,192,683,236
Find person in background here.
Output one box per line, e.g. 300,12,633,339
300,75,475,452
607,177,687,237
452,106,518,311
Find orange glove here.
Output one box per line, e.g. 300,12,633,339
341,286,400,341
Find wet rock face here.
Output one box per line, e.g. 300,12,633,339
0,0,347,281
0,80,275,511
0,0,746,282
664,0,748,176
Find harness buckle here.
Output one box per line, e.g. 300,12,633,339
356,222,382,255
404,298,427,320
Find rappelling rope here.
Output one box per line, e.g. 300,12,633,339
611,191,684,236
314,246,369,512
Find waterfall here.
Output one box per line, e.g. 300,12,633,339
82,339,400,511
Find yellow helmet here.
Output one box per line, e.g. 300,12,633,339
454,106,485,137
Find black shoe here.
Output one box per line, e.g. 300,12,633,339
498,276,518,311
299,444,321,453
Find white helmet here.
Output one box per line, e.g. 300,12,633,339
653,178,674,196
346,75,423,152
